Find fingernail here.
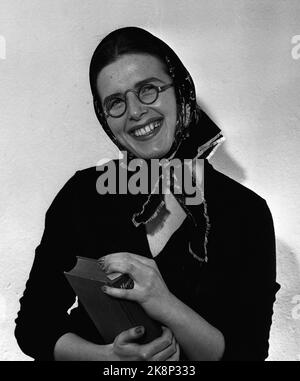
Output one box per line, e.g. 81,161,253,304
135,326,144,335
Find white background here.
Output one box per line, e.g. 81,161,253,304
0,0,299,360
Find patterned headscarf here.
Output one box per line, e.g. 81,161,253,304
90,27,224,263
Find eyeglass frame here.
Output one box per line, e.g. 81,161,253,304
103,83,174,118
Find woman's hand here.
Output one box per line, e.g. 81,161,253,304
108,325,180,361
99,252,175,322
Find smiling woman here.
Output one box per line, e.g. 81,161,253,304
96,54,177,159
14,26,280,361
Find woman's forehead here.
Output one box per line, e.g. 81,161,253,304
97,54,170,97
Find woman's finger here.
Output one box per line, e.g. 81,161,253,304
150,334,177,361
116,253,157,269
101,252,157,270
115,326,145,345
103,257,157,285
103,260,142,282
101,283,138,301
138,326,174,359
165,343,180,361
112,326,178,361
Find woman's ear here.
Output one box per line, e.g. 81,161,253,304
93,97,104,118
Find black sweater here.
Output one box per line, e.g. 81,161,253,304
15,161,280,361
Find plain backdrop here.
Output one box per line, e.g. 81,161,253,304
0,0,299,360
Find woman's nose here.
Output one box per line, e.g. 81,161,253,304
126,92,147,120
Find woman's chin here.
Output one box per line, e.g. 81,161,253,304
129,144,171,160
126,134,174,159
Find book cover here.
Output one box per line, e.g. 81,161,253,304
64,256,162,344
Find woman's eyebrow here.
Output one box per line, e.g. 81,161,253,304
134,77,166,88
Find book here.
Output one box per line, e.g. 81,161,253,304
64,256,162,344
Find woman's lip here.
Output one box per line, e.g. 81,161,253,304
128,118,163,134
130,120,163,141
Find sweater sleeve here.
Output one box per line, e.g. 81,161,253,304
218,198,280,361
14,173,81,361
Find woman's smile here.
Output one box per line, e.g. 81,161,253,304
97,54,177,159
128,117,163,140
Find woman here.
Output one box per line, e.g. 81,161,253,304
15,27,280,361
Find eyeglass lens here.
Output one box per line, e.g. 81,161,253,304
107,84,159,117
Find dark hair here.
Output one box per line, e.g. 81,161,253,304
90,26,191,105
89,26,198,158
90,27,167,95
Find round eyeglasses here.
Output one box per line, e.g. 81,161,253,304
103,83,174,118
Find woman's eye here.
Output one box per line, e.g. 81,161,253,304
140,84,156,95
109,98,123,109
139,85,157,103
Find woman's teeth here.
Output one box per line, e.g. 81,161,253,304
132,120,161,137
